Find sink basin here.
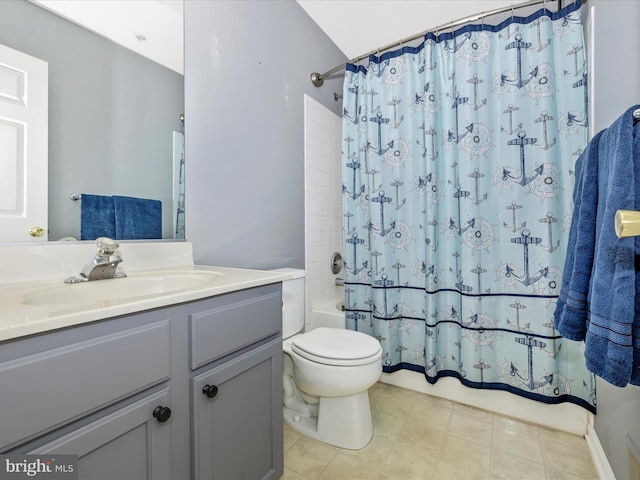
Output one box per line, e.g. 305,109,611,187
22,270,224,307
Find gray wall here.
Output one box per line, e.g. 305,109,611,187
184,0,346,269
586,2,640,479
0,0,184,240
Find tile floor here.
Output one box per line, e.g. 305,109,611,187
281,382,598,480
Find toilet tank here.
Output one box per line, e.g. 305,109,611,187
272,268,305,340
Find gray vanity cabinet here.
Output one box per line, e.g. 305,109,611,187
0,282,284,480
193,338,282,480
29,388,172,480
189,284,284,480
0,315,173,453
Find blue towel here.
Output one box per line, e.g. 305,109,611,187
80,194,116,240
554,105,640,387
113,195,162,240
554,130,603,341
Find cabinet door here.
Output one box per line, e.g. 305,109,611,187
0,319,171,451
30,388,172,480
193,338,283,480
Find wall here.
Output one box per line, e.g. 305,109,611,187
586,2,640,479
184,0,346,270
303,95,343,318
0,0,184,240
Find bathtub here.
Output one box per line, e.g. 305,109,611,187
307,297,590,436
309,297,345,330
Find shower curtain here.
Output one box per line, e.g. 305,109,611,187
175,134,185,239
342,1,595,411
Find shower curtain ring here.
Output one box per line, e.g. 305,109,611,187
511,4,515,20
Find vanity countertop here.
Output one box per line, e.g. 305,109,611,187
0,242,292,342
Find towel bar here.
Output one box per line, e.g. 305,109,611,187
614,210,640,238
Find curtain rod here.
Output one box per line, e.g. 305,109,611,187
310,0,564,87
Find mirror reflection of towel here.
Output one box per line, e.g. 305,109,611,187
80,194,116,240
113,195,162,240
80,194,162,240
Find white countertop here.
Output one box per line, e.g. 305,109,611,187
0,242,292,342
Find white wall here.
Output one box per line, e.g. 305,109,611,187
303,95,343,327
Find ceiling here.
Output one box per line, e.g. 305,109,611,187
30,0,184,74
29,0,522,76
297,0,518,60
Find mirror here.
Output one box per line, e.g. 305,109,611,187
0,0,184,241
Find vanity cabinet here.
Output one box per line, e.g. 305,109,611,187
0,282,283,480
0,315,173,453
193,338,282,480
189,284,283,480
29,388,173,480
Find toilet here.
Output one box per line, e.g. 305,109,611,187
276,268,382,450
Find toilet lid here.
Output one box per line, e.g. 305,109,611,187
291,328,382,366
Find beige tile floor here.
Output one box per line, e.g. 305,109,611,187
281,382,598,480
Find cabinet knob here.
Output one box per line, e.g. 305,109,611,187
152,405,172,423
202,384,218,398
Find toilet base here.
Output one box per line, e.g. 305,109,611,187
283,391,373,450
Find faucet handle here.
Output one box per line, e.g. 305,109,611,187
95,237,119,255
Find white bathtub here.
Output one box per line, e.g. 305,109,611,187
309,297,345,330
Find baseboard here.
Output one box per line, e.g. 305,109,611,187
585,422,616,480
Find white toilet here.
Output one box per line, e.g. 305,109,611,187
277,268,382,450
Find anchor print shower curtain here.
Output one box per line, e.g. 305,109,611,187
342,1,595,411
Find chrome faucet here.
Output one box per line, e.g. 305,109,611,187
65,237,127,284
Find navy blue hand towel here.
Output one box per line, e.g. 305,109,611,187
113,195,162,240
80,194,116,240
555,105,640,387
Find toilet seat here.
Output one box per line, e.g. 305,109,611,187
291,327,382,366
